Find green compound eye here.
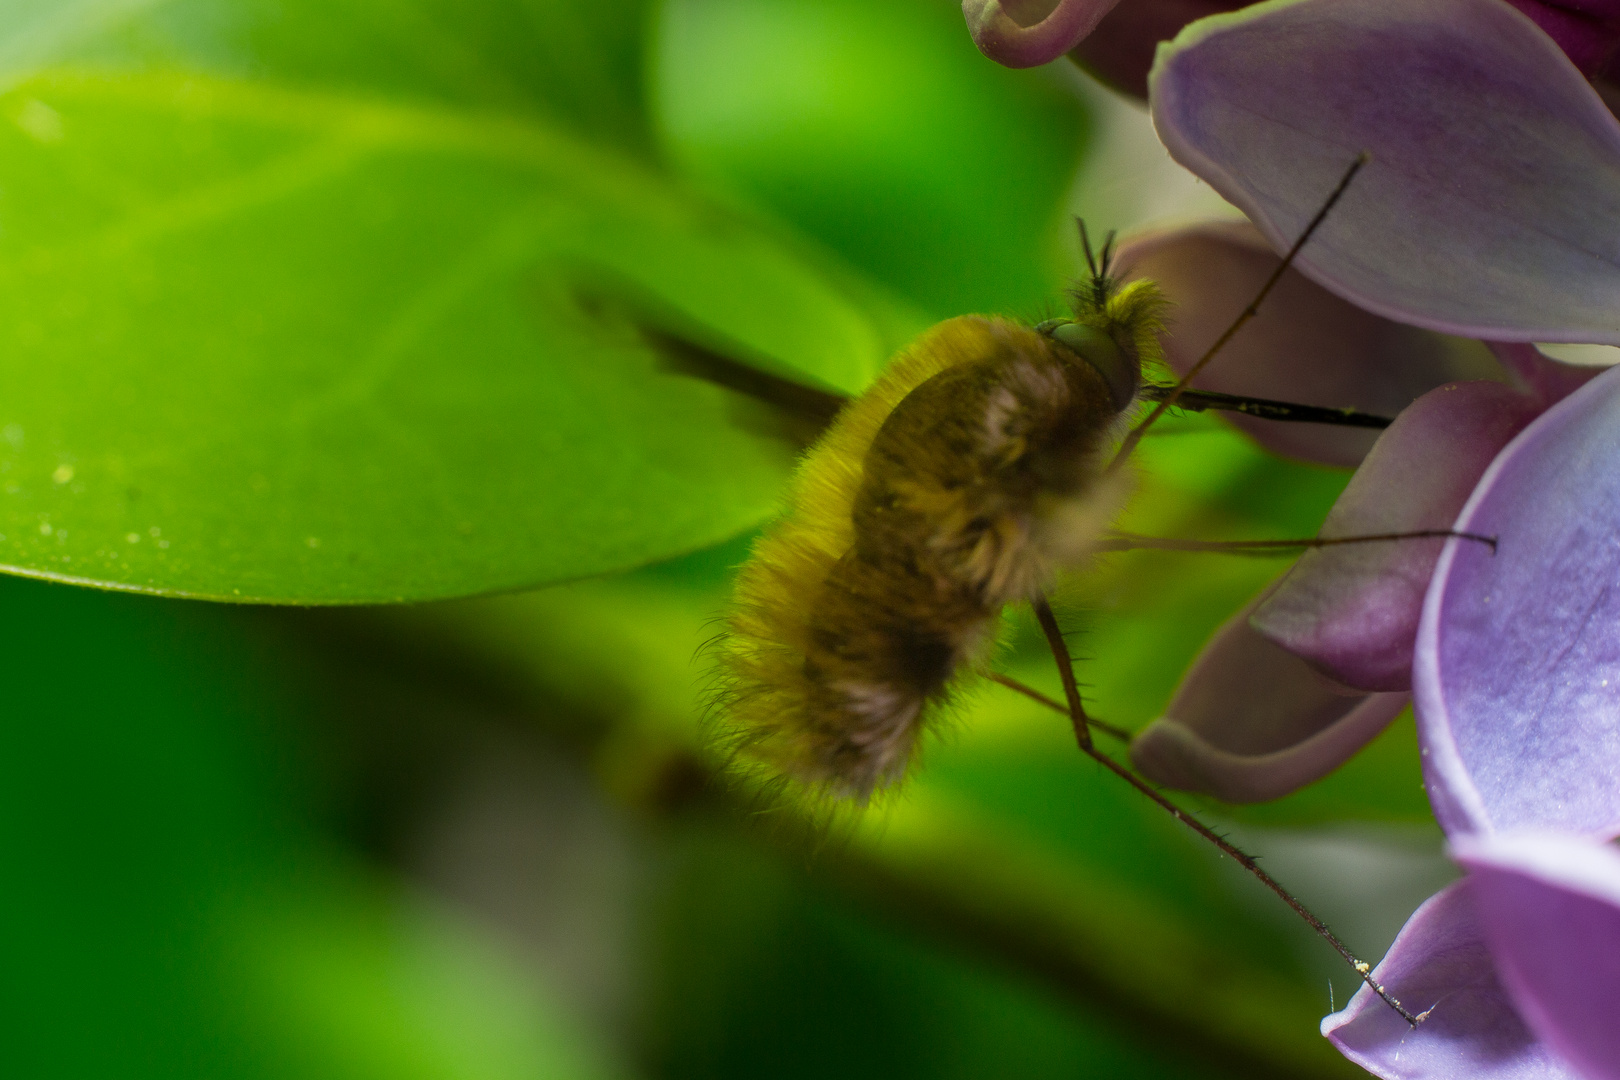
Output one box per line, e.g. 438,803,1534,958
1037,319,1138,412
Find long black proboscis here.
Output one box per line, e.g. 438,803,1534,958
1138,384,1393,429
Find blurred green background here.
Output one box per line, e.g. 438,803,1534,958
0,2,1448,1077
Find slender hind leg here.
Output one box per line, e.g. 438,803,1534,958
994,592,1423,1027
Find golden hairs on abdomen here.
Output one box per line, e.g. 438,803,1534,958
715,277,1167,800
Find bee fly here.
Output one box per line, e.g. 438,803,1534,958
715,153,1476,1026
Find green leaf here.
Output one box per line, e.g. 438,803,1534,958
3,0,659,158
0,574,624,1080
241,876,630,1080
0,66,899,601
652,0,1093,319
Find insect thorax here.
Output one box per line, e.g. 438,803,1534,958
851,326,1124,609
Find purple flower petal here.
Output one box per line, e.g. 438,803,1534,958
1505,0,1620,77
1453,831,1620,1080
1114,222,1508,468
1131,589,1409,802
1415,364,1620,839
963,0,1121,68
1149,0,1620,343
1323,880,1575,1080
1066,0,1620,94
1252,381,1542,692
1067,0,1250,98
1485,341,1603,408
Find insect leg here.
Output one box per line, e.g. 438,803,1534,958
1014,598,1421,1026
1136,384,1393,429
1082,739,1423,1026
1107,151,1371,473
1096,530,1497,556
1032,593,1094,750
983,671,1131,743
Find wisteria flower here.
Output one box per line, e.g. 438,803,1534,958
1321,358,1620,1077
1112,0,1620,800
964,0,1620,94
1326,832,1620,1080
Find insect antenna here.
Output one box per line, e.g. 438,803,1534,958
1096,228,1117,281
1076,219,1119,313
1107,151,1371,474
1079,218,1100,280
998,593,1424,1027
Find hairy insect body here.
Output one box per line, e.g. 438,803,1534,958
721,281,1167,799
711,160,1423,1027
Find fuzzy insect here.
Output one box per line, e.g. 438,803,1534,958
717,247,1167,800
712,155,1447,1027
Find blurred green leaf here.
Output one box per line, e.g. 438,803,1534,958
0,43,905,601
0,573,624,1079
242,875,627,1080
643,827,1252,1080
3,0,658,157
653,0,1092,319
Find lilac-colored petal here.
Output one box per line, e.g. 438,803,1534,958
1505,0,1620,77
1454,832,1620,1080
963,0,1121,68
1149,0,1620,344
1069,0,1620,95
1252,381,1542,692
1067,0,1249,98
1114,222,1508,468
1323,880,1575,1080
1486,341,1603,408
1131,590,1409,802
1415,364,1620,839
